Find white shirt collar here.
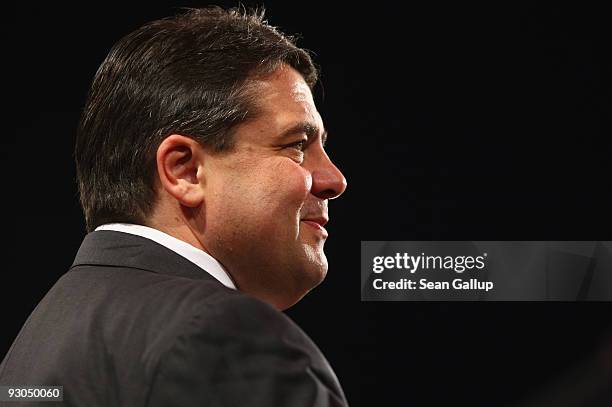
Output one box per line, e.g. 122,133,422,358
95,223,236,289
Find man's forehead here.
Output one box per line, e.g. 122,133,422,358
233,66,324,145
290,80,314,103
252,64,311,97
251,67,322,124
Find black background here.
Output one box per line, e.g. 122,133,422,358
3,2,612,406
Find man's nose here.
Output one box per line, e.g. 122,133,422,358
309,149,347,200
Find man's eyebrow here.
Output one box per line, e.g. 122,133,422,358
279,122,328,146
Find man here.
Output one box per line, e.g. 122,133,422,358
0,7,348,406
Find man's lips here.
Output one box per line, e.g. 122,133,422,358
300,216,329,237
301,216,328,227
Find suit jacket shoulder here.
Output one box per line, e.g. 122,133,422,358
147,292,346,406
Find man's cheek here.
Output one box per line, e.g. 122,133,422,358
301,169,313,196
267,162,311,202
285,165,311,200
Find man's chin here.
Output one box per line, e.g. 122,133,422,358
301,258,328,291
278,269,326,310
302,245,328,276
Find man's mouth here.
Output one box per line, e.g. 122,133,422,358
300,216,329,238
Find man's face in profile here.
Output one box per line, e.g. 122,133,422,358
198,65,347,309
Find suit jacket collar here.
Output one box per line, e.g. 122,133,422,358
71,230,220,283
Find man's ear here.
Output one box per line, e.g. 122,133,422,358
156,134,205,208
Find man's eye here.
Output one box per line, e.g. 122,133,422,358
286,140,307,151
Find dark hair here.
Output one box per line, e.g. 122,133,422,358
75,6,318,232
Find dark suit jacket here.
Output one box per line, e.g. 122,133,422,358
0,231,348,406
